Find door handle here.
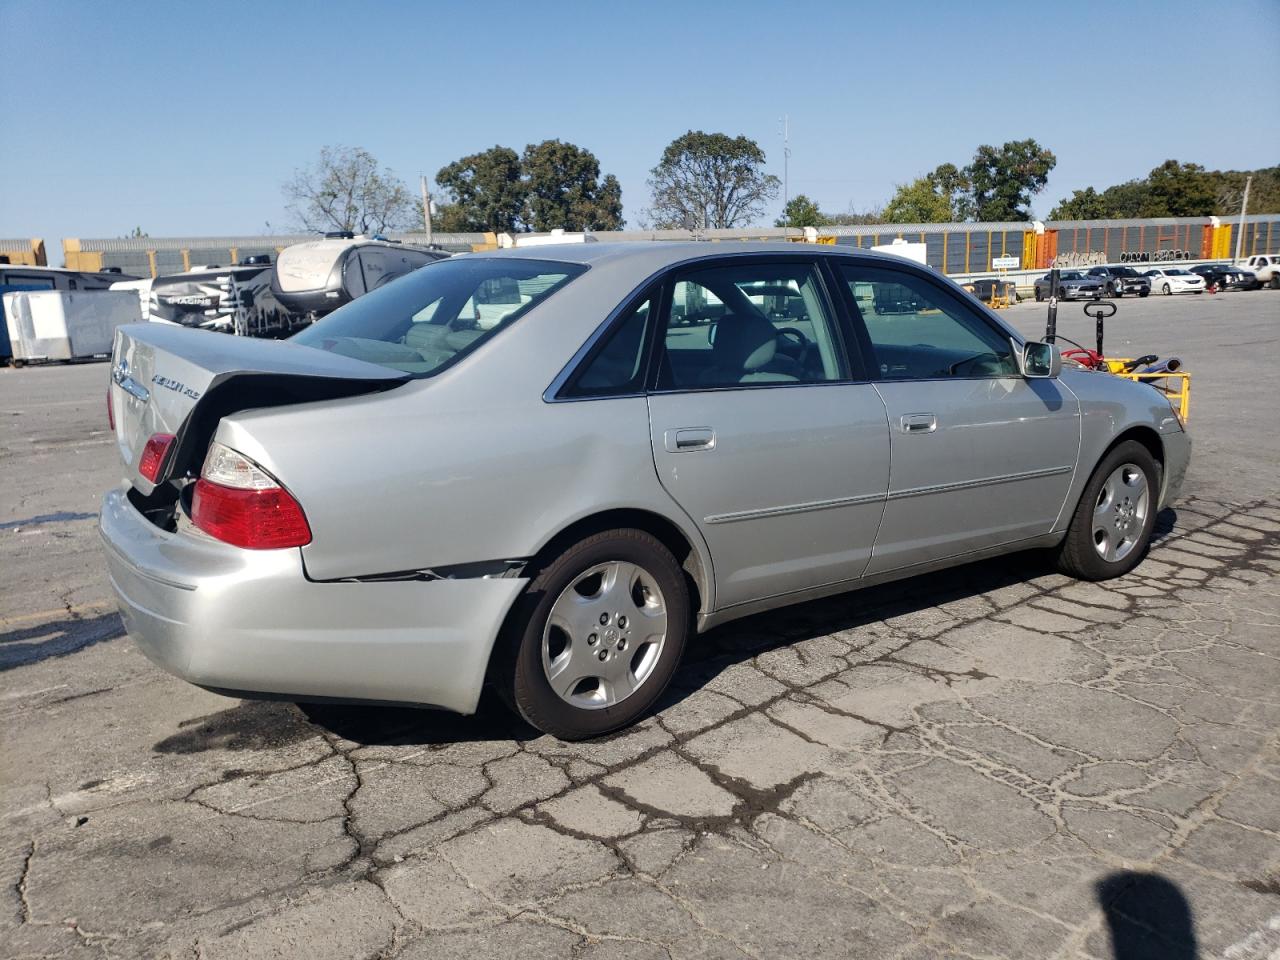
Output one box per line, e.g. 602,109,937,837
899,413,937,434
664,427,716,453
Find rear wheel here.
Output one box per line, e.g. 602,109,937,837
1035,288,1044,302
1270,275,1279,290
498,529,689,740
1055,441,1159,581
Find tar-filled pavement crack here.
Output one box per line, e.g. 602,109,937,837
8,481,1280,957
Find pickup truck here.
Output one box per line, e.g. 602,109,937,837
1238,254,1280,289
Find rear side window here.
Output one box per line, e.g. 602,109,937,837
563,292,654,397
292,257,585,376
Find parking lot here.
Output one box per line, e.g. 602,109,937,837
3,289,1279,958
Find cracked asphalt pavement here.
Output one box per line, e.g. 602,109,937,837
3,291,1279,959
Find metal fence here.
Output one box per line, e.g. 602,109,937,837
49,215,1280,279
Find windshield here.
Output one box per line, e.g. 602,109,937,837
1060,272,1084,280
291,256,586,376
1113,267,1140,277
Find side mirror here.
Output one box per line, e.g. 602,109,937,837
1020,340,1061,379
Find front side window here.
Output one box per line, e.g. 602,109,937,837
292,257,585,376
655,261,844,390
838,264,1017,380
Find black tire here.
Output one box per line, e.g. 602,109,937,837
1055,440,1160,581
1162,283,1172,295
1270,275,1279,290
496,528,690,740
1057,286,1067,300
1139,288,1149,298
1035,288,1043,302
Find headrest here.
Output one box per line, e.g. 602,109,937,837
713,312,777,371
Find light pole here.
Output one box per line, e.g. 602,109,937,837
779,114,791,220
1234,174,1252,262
420,175,434,244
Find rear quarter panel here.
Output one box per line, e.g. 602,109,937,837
213,259,716,598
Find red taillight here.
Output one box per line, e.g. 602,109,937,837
138,433,176,483
190,441,311,549
106,386,114,430
191,480,312,549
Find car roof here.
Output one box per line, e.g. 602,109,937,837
457,240,920,272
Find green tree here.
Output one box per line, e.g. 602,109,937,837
965,139,1056,221
1141,160,1215,217
1048,187,1108,220
284,146,417,234
435,146,526,233
1212,165,1280,216
883,163,971,223
521,139,623,231
774,194,829,228
647,131,780,229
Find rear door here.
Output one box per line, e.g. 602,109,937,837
646,255,890,610
832,260,1080,574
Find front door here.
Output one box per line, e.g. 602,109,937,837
646,257,890,610
832,261,1081,575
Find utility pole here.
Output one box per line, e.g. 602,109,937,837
779,115,791,217
1234,174,1251,262
420,175,434,244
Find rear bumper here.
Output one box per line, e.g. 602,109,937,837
98,487,526,714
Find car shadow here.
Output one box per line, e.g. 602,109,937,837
289,507,1177,747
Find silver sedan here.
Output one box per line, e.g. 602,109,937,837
100,243,1190,739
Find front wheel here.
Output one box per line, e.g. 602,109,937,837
1270,275,1279,290
498,529,690,740
1055,441,1160,581
1163,283,1172,295
1139,288,1150,298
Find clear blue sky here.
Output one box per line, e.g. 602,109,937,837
2,0,1277,261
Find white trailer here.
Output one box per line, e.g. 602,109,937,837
2,289,141,365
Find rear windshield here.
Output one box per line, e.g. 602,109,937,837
291,256,585,376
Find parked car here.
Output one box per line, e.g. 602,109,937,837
1142,267,1206,295
1238,254,1280,289
271,235,449,318
1189,263,1256,291
1085,265,1151,298
100,244,1190,739
1033,270,1104,301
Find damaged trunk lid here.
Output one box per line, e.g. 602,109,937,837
110,323,408,494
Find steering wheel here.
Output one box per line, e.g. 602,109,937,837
947,351,1002,377
774,326,809,361
776,327,808,349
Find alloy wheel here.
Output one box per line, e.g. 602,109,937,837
541,561,668,709
1092,463,1150,563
